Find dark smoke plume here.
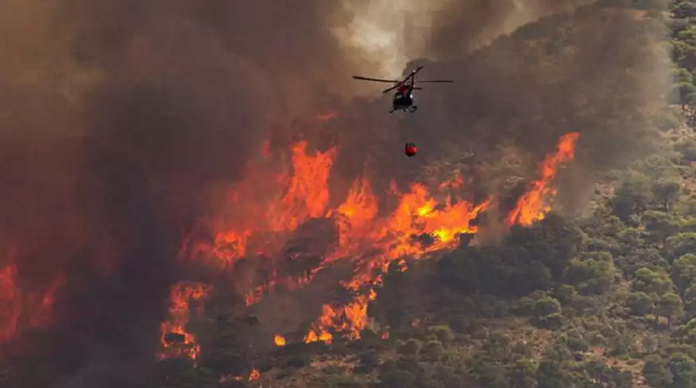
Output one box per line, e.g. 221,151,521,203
0,0,357,386
0,0,671,386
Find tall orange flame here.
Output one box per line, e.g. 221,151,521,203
507,132,580,226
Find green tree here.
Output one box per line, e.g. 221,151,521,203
396,339,422,358
667,352,696,388
508,359,537,388
643,355,673,387
469,356,509,388
564,252,615,295
643,211,679,246
667,233,696,261
554,284,577,305
673,1,696,19
652,179,682,211
529,297,564,330
626,291,655,316
633,267,674,296
533,297,562,316
426,326,454,344
536,359,575,388
670,71,696,106
420,340,443,362
684,285,696,314
673,254,696,293
583,359,632,388
656,292,684,327
612,174,653,220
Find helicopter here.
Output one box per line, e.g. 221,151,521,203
352,65,453,113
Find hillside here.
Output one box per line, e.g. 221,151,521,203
4,1,696,388
247,2,696,388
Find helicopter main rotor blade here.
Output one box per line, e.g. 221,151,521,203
353,76,400,83
410,65,424,78
381,83,403,94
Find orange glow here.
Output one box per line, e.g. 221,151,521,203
0,265,20,343
249,368,260,381
158,282,211,364
316,111,339,121
0,254,63,345
507,133,580,226
274,335,286,347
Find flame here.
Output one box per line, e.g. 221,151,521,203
274,335,286,347
219,369,260,382
158,282,211,364
304,293,371,344
507,132,580,226
279,141,336,226
188,132,579,348
0,255,63,345
190,140,338,269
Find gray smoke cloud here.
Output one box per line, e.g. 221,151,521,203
0,0,671,386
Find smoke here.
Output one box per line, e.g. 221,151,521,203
338,1,671,206
429,0,599,58
0,0,358,386
335,0,599,78
0,0,673,386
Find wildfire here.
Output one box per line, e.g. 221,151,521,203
303,293,372,344
158,282,211,364
179,131,579,350
507,132,580,226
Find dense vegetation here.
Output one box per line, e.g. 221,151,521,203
28,2,696,388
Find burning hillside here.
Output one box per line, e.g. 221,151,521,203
157,130,580,367
0,0,670,386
